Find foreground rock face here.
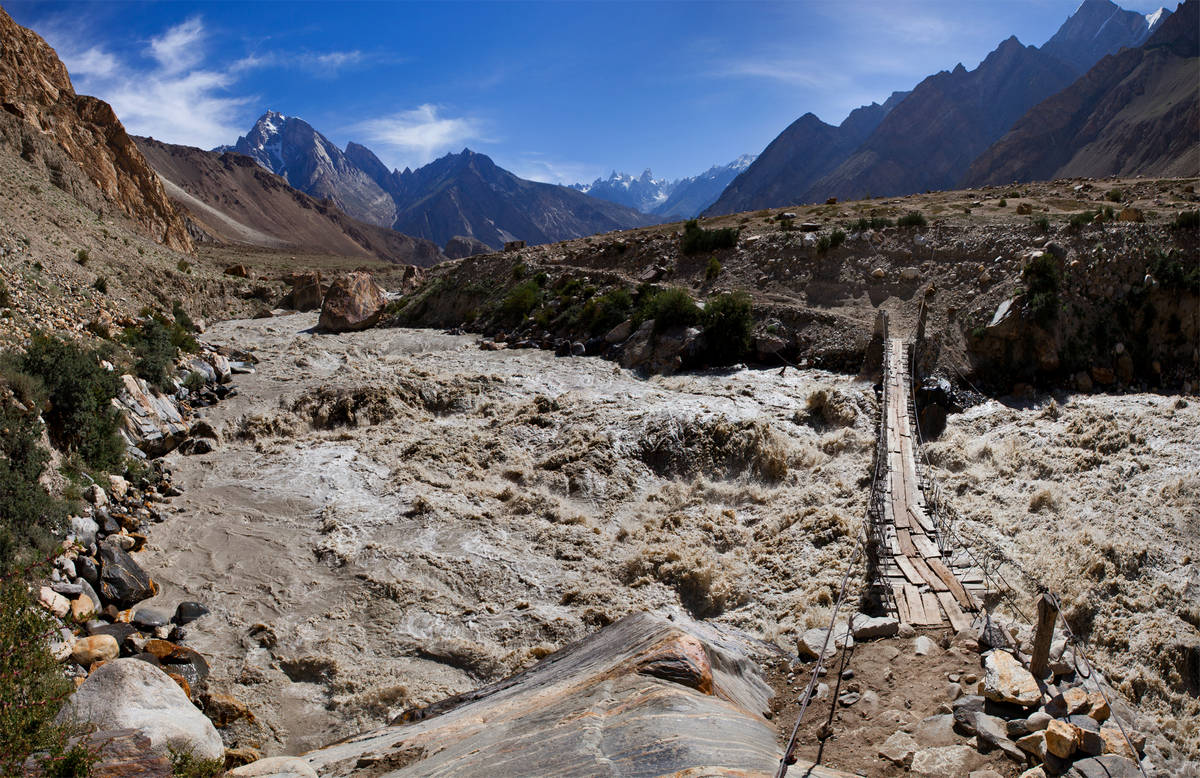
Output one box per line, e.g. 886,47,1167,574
115,374,188,456
318,272,386,332
0,8,191,250
57,658,223,760
304,611,781,776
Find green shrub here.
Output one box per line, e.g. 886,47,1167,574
581,288,634,335
1171,210,1199,230
74,249,88,265
182,371,207,394
701,292,753,365
681,219,738,255
168,746,224,778
123,318,177,390
1068,210,1097,230
176,259,191,274
1022,252,1061,326
705,256,722,282
634,287,701,332
1106,188,1124,203
511,262,527,280
1032,215,1050,233
1150,252,1200,293
847,216,893,231
0,575,95,776
777,217,794,231
998,199,1007,208
1007,190,1021,199
897,211,927,228
19,335,124,470
91,276,107,294
829,229,846,249
0,278,10,308
498,280,542,326
0,401,66,574
816,235,831,253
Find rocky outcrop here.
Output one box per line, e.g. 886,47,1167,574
443,235,491,259
318,272,387,332
57,658,223,761
304,611,781,776
114,374,188,457
0,8,191,251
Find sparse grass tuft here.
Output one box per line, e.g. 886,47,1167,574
897,211,927,228
681,219,738,255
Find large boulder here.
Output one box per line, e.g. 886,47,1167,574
305,611,782,777
98,540,156,608
114,374,188,456
981,650,1041,707
57,658,223,761
227,756,319,777
318,272,386,332
289,271,325,312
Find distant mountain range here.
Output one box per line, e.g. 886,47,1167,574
217,114,656,252
135,137,444,265
705,0,1181,215
965,0,1198,185
569,155,756,219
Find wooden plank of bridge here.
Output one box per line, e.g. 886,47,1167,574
893,584,912,624
936,591,974,633
894,554,925,586
902,583,927,624
927,558,978,611
910,555,949,592
922,592,942,626
895,528,918,557
912,532,941,559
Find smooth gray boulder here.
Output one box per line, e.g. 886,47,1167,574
305,611,783,777
57,658,222,761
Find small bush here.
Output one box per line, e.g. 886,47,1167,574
581,288,633,335
847,216,893,231
19,335,124,470
998,199,1007,208
182,371,207,394
123,318,177,390
829,229,846,249
635,287,701,332
1022,252,1061,326
777,217,794,231
1171,210,1199,230
1032,215,1050,233
498,280,542,326
897,211,927,228
1106,188,1124,203
704,256,722,282
176,259,191,274
1007,190,1021,198
91,276,107,294
816,235,831,253
511,262,527,280
167,746,224,778
681,219,738,255
1150,252,1200,293
74,249,89,265
701,292,753,365
0,575,96,776
0,400,67,573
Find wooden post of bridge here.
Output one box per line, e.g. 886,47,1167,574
1029,593,1059,678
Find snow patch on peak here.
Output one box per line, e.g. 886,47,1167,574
1144,8,1167,28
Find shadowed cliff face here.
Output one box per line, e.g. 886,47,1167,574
0,8,192,252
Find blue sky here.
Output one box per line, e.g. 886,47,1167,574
4,1,1171,183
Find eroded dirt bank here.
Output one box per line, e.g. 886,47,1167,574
142,312,874,754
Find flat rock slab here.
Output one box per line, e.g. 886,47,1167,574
911,744,985,777
304,611,781,777
981,650,1040,707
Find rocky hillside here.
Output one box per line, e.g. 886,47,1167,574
135,138,444,266
704,94,907,216
0,8,191,252
807,38,1079,202
706,0,1180,213
965,0,1199,186
1040,0,1170,73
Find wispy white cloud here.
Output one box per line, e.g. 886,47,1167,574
32,15,374,149
352,105,487,168
507,153,603,185
149,16,205,74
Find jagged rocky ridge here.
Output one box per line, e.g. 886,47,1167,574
0,8,191,252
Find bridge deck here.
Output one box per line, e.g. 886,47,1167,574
874,338,982,629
